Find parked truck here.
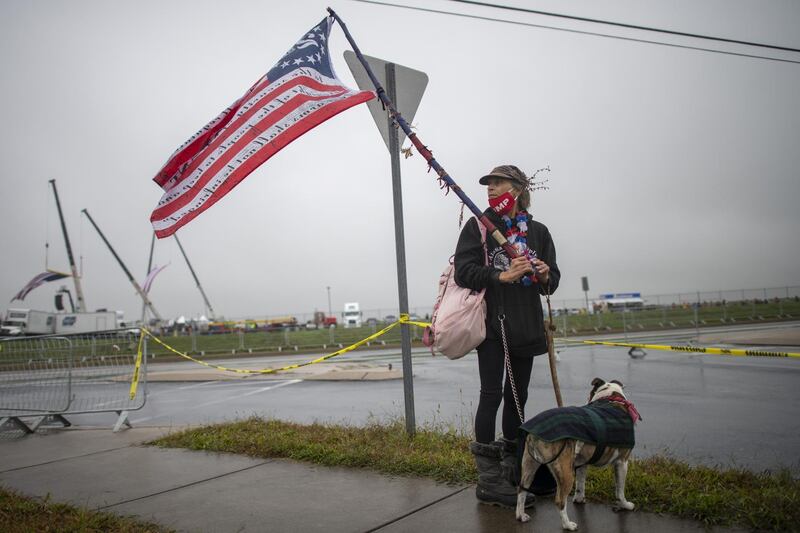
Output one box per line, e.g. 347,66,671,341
342,302,362,328
2,308,122,336
311,311,337,328
4,308,55,335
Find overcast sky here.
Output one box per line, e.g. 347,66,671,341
1,0,798,322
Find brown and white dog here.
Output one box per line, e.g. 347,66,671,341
515,378,640,529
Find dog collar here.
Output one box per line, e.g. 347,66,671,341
605,393,643,423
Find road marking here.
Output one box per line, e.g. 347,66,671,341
176,380,221,391
240,380,302,397
130,379,302,424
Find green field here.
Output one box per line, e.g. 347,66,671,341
552,298,800,335
143,298,800,358
146,320,413,357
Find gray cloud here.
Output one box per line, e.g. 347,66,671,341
2,0,798,323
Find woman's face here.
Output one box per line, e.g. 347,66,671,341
486,177,517,199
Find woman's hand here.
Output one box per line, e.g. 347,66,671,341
533,259,550,283
499,256,535,283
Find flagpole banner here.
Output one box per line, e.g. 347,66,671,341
150,16,375,238
12,271,70,302
142,263,169,294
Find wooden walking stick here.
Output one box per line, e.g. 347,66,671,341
545,289,564,407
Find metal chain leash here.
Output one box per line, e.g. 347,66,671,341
499,314,525,423
499,276,562,427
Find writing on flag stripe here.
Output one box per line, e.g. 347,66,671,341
152,71,350,217
152,90,370,236
150,16,374,237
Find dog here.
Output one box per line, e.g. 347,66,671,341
515,378,642,529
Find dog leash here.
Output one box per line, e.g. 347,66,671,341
499,314,525,424
499,280,563,426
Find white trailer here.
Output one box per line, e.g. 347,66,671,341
343,302,362,328
3,308,122,336
4,308,56,335
55,311,119,334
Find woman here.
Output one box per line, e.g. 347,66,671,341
454,165,560,507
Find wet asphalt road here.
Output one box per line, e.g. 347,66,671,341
67,323,800,474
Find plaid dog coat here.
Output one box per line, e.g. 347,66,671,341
518,399,636,465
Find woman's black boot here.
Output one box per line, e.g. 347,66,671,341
498,438,536,507
470,441,534,508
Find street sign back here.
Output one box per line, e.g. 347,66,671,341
344,51,428,153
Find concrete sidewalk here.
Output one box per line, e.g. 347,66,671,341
0,427,747,533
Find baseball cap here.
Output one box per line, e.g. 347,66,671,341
478,165,530,190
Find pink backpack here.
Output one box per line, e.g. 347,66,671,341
423,220,488,359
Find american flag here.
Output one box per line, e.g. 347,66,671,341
150,16,374,238
11,270,70,302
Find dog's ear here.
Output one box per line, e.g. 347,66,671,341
610,379,624,389
589,378,605,401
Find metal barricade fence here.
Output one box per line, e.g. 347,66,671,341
0,328,147,433
0,336,73,414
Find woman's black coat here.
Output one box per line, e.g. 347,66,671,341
454,209,559,356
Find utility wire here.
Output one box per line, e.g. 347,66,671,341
447,0,800,54
350,0,800,65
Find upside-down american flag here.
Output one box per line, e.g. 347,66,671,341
150,16,374,238
11,270,70,302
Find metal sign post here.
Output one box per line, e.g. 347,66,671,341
345,53,428,437
386,63,415,437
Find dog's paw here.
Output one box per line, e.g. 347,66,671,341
516,511,531,523
562,520,578,531
572,495,586,505
612,501,635,512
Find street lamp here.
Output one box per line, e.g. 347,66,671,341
581,276,590,313
326,286,332,317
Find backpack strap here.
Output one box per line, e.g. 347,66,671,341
477,217,488,267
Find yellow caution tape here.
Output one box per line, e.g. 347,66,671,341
138,314,429,375
129,329,145,399
563,339,800,359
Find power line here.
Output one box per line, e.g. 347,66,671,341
447,0,800,54
350,0,800,65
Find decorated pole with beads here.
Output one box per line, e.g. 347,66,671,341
327,8,521,261
329,8,564,407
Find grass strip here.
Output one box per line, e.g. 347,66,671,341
0,487,172,533
152,417,800,532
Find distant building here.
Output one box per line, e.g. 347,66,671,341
595,292,645,311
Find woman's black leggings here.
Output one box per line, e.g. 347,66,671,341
475,338,534,443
